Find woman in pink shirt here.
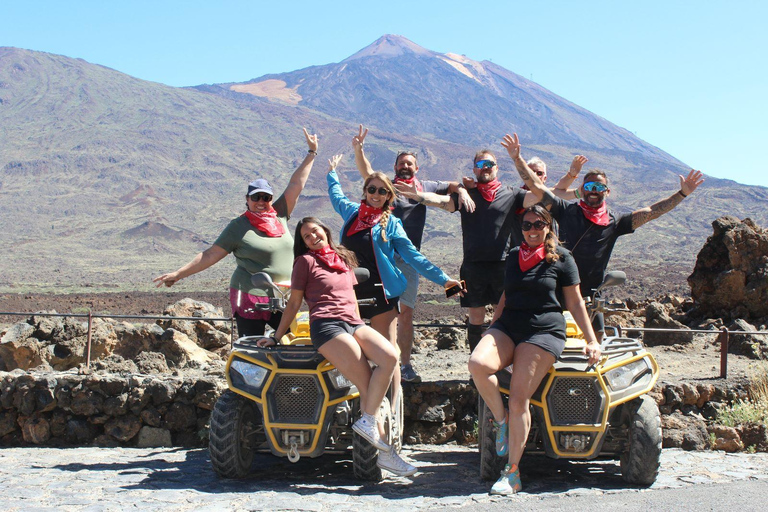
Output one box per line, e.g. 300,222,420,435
257,216,416,477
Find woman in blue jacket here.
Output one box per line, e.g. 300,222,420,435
327,154,462,385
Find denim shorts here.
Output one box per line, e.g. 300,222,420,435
310,319,365,349
395,255,419,309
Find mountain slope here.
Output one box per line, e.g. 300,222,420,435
0,42,767,297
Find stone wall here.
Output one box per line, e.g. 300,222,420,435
2,370,764,453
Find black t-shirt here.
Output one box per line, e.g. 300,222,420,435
392,179,449,249
452,186,527,262
557,202,634,296
341,220,381,297
503,246,581,332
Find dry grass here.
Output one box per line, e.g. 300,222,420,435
719,364,768,427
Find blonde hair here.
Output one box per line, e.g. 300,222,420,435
363,172,396,242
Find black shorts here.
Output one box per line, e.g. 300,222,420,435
234,312,283,338
489,312,566,359
355,281,400,319
460,260,506,308
310,319,365,349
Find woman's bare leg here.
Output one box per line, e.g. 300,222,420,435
468,328,515,422
370,308,400,416
506,343,555,467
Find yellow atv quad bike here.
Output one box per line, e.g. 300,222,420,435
208,271,403,480
478,271,662,486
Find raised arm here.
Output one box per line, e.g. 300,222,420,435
630,169,704,230
553,155,588,200
352,124,374,180
501,133,553,208
282,128,319,215
394,180,457,212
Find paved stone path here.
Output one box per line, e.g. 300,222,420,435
2,445,768,511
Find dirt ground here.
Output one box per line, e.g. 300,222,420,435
0,291,762,386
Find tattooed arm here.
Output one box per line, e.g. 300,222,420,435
631,169,705,229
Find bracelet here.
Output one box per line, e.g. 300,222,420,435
568,173,578,179
308,150,318,155
678,190,688,198
574,188,581,199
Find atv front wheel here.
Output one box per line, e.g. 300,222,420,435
352,397,389,481
478,396,506,481
209,390,263,478
620,395,662,486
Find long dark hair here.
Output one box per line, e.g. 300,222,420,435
294,217,358,268
522,205,560,263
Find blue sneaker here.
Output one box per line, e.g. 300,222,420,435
491,416,508,457
490,464,522,495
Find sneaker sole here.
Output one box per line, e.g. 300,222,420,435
352,423,390,451
377,462,417,477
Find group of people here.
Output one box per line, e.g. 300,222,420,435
154,125,704,492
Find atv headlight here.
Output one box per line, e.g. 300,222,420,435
605,359,649,391
230,359,269,389
327,368,353,390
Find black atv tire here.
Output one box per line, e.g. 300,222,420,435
209,390,263,478
479,396,506,481
352,397,390,481
620,395,662,486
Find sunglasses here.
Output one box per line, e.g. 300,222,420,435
474,159,496,170
583,182,608,193
521,220,549,231
249,193,273,202
366,185,389,196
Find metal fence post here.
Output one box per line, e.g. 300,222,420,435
85,310,93,370
718,327,729,378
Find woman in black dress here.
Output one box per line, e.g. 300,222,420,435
468,205,601,495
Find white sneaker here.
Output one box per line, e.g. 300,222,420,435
377,446,417,477
352,414,390,451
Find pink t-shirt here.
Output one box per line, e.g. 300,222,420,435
291,254,363,325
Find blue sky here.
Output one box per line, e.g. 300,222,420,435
3,1,767,187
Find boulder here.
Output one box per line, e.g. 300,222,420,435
134,352,170,374
435,327,464,351
708,424,744,452
158,329,214,368
738,423,768,451
405,421,457,444
136,426,173,448
104,415,142,442
662,411,709,450
727,319,767,359
20,414,51,444
643,302,692,346
688,216,768,320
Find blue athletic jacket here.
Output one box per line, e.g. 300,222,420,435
327,170,449,299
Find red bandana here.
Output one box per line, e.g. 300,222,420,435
578,200,610,226
394,176,423,193
476,179,502,203
243,208,286,237
346,201,383,237
311,245,348,272
519,242,546,272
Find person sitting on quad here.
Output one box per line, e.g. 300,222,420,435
153,128,319,338
468,205,601,495
256,216,417,477
326,153,463,409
